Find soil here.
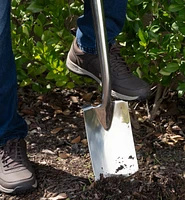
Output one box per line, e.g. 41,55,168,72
1,86,185,200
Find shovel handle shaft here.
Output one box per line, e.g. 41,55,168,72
91,0,111,108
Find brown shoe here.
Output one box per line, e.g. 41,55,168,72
0,139,37,193
66,39,150,101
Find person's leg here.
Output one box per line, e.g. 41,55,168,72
0,0,37,193
0,0,27,144
76,0,127,53
67,0,150,101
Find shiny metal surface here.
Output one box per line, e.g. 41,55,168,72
83,101,138,180
91,0,112,130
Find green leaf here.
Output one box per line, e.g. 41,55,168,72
177,9,185,20
22,25,29,37
38,13,46,24
177,82,185,97
34,19,43,37
139,41,147,47
20,78,32,87
32,83,42,92
161,75,172,86
177,82,185,90
150,25,160,33
168,4,184,12
41,30,54,41
159,63,179,76
138,28,146,44
27,2,43,13
66,82,75,89
46,71,58,80
133,0,144,5
183,48,185,57
179,26,185,35
175,0,185,5
56,75,69,87
179,62,185,76
56,80,67,87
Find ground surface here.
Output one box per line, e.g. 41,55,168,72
1,86,185,200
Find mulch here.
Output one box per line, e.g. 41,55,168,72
1,86,184,200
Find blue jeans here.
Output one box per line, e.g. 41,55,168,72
0,0,127,144
0,1,27,145
76,0,128,54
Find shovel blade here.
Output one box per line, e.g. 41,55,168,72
83,100,138,180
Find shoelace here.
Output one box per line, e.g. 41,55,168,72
0,140,24,170
109,45,133,77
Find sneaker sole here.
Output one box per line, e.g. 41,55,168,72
0,179,37,194
66,55,139,101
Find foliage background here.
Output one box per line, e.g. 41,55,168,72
11,0,185,97
12,0,86,93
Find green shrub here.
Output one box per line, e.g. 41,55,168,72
118,0,185,98
11,0,93,93
12,0,185,101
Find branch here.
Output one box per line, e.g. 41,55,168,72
149,84,168,121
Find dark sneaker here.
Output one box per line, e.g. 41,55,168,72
0,139,37,194
66,39,150,101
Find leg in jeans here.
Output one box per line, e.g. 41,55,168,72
0,0,27,145
76,0,128,54
67,0,150,101
0,0,37,193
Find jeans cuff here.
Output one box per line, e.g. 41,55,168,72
76,38,116,55
76,40,97,54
